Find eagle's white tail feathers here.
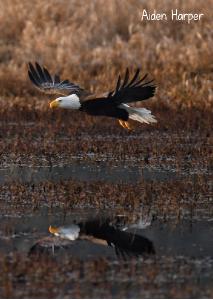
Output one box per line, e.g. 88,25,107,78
121,104,157,124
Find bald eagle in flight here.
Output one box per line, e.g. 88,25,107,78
28,62,157,129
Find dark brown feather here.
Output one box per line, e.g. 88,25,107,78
28,62,87,97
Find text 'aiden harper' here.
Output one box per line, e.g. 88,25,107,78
141,9,204,24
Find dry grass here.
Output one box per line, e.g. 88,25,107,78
1,174,211,220
0,254,213,298
0,0,212,109
0,3,212,298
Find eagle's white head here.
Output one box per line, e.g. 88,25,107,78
49,94,81,110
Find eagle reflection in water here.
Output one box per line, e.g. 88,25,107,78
29,217,155,260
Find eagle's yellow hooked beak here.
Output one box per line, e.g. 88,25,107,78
49,99,59,109
49,225,59,235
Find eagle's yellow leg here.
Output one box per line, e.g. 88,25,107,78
118,119,126,129
124,121,132,130
118,120,132,130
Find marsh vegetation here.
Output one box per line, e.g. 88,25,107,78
0,0,212,298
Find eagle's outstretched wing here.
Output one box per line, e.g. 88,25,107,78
79,218,155,259
106,68,156,104
28,62,87,96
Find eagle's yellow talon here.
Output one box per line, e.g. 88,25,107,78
118,120,132,130
118,119,126,129
124,121,132,130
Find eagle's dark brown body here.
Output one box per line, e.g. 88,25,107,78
80,98,129,120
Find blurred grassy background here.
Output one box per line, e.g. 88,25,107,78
0,0,212,109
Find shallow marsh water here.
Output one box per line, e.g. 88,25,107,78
0,161,178,185
0,207,213,259
0,161,211,258
0,161,212,298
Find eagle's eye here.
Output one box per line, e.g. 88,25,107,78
58,99,62,102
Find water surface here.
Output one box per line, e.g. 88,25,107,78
0,208,212,259
0,162,177,185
